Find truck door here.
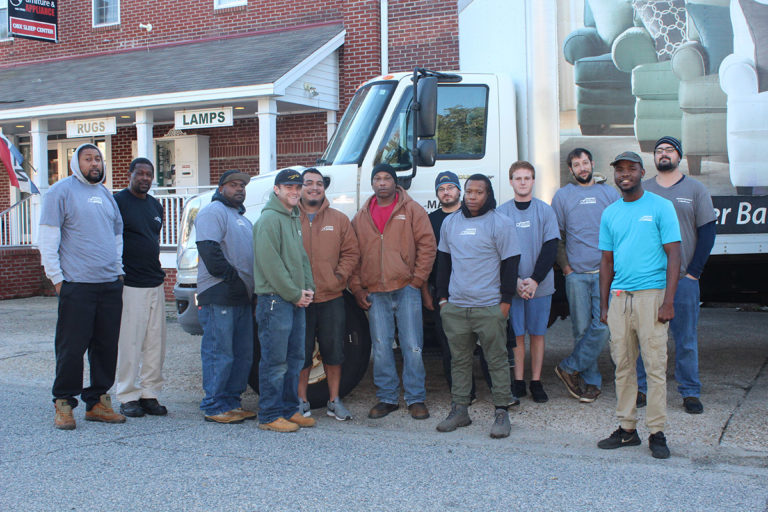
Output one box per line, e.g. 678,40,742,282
365,79,503,211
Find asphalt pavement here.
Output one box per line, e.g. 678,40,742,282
0,297,766,511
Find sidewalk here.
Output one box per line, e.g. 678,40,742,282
0,296,766,461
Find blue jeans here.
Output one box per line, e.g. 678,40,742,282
368,285,426,405
559,272,609,388
199,304,253,416
255,294,305,423
637,276,700,397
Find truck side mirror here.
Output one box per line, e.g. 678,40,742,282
416,77,438,138
415,139,436,167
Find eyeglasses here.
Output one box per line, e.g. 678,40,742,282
654,147,677,156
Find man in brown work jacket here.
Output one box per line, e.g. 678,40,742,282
297,168,360,421
350,163,436,420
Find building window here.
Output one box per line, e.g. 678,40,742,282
214,0,247,9
93,0,119,27
1,0,9,40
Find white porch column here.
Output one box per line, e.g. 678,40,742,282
326,110,337,142
257,98,277,174
30,119,48,244
135,109,154,164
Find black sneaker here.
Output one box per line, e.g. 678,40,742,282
513,380,527,398
683,397,703,414
139,398,168,416
636,391,647,408
597,427,641,449
649,431,670,459
529,380,548,403
119,400,145,418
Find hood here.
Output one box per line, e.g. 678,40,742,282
263,191,300,218
460,175,496,218
212,189,246,215
70,143,106,185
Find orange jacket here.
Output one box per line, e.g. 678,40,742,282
350,187,436,294
299,198,360,303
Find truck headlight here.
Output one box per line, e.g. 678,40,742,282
178,247,199,270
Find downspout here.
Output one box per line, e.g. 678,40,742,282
380,0,388,74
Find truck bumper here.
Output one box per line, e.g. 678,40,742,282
173,284,203,335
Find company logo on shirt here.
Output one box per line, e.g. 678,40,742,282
676,197,692,204
236,219,247,227
88,196,103,205
459,228,476,236
321,225,334,232
154,216,162,223
579,197,597,205
516,220,531,228
394,214,407,221
639,215,653,222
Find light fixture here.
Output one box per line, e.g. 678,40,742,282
234,106,245,110
120,115,131,119
139,23,153,32
303,82,319,98
15,125,24,128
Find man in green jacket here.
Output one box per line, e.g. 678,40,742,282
253,168,316,432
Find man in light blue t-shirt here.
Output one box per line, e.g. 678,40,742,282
597,151,680,460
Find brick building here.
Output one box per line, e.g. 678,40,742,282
0,0,459,299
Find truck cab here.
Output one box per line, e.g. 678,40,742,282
173,70,542,405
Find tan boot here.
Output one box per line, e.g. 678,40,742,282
54,399,76,430
287,412,316,428
231,408,257,421
204,410,245,424
85,395,127,423
258,417,300,432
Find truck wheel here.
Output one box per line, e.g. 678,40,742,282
247,291,372,409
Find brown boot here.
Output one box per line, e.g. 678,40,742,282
232,408,257,421
258,417,300,432
287,412,316,428
54,399,76,430
85,395,127,423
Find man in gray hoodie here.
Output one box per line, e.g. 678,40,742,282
39,143,127,430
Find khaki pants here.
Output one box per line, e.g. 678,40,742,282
440,302,511,407
115,284,167,403
607,289,668,434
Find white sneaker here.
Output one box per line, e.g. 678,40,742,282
299,399,311,417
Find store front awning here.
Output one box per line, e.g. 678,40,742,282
0,22,344,133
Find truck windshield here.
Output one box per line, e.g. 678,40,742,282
320,82,396,165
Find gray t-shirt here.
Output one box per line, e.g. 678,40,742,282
497,198,560,297
644,175,716,276
438,210,520,307
39,175,123,283
195,200,255,297
551,182,620,273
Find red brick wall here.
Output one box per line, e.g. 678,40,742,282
388,0,459,73
163,267,177,302
0,170,10,212
0,248,54,299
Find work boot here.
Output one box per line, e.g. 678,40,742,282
436,403,472,433
489,408,511,439
258,417,300,432
555,365,583,399
54,399,76,430
287,412,316,428
368,402,399,419
579,385,601,403
683,397,703,414
204,410,245,424
408,402,430,420
232,408,257,421
85,395,126,424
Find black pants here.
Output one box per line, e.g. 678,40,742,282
52,280,123,409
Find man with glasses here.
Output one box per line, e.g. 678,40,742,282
297,168,359,421
636,136,716,414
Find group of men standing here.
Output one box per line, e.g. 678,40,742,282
39,135,715,459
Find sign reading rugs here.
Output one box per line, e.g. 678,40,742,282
175,108,233,130
66,117,116,138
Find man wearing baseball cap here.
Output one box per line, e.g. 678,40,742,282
195,169,255,424
253,168,316,432
636,136,716,414
597,151,681,459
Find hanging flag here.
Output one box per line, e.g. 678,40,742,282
0,133,39,195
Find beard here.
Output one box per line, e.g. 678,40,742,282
656,160,676,172
85,170,104,184
441,197,460,208
306,198,321,207
574,172,593,184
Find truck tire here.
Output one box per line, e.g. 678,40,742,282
247,291,372,409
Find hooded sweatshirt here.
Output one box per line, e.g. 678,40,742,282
253,192,314,304
349,187,436,294
299,197,359,303
39,143,124,284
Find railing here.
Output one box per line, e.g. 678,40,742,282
0,185,215,249
0,197,37,247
